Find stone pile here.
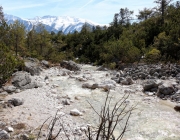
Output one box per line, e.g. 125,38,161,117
111,63,180,103
115,63,180,80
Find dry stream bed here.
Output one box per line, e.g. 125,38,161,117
0,64,180,140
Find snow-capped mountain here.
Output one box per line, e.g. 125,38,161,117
4,14,100,34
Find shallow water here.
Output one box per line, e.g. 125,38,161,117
51,65,180,140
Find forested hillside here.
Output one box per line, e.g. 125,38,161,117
0,0,180,85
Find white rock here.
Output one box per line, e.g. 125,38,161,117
5,126,14,132
70,109,83,116
0,130,10,139
52,84,59,87
145,92,154,96
45,80,49,85
57,112,65,116
15,89,21,93
80,127,87,132
56,105,63,109
51,89,58,94
87,124,91,127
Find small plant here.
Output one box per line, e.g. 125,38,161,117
28,134,36,140
109,62,116,69
85,91,135,140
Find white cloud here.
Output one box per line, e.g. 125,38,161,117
5,3,45,11
78,0,94,10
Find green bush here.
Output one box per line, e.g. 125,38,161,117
145,48,161,63
0,44,24,86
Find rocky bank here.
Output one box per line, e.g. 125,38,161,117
0,60,180,140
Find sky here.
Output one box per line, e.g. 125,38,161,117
0,0,176,25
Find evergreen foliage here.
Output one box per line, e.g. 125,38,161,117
0,0,180,85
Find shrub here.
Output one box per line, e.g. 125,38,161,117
0,44,24,87
145,48,161,63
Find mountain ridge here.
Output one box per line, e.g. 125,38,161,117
4,14,102,34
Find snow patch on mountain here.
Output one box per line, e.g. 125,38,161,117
4,14,102,34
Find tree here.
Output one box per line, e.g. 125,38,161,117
137,8,153,21
9,20,26,56
0,6,4,24
0,44,24,87
0,6,10,46
26,26,36,56
153,32,170,58
154,0,172,24
35,23,51,57
119,8,134,26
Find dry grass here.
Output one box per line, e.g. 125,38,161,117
13,123,26,130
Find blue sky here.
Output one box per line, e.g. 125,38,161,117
0,0,176,24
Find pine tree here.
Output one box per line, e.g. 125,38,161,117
154,0,172,24
9,20,26,56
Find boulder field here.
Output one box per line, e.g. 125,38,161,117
0,61,180,139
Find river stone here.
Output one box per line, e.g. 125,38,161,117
3,85,16,93
157,84,175,96
153,72,159,77
143,80,159,91
120,77,134,85
8,98,24,106
171,93,180,102
121,79,129,85
0,121,6,128
145,92,155,96
70,109,83,116
5,126,14,132
0,91,8,96
96,66,108,71
41,60,50,68
137,72,147,79
20,134,29,140
62,99,70,105
60,60,81,71
174,105,180,112
82,83,99,89
0,130,10,139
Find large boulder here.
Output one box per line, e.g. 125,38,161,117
12,71,42,90
3,85,16,93
24,58,42,75
41,60,50,68
143,80,159,92
157,83,175,97
12,71,31,88
60,60,81,71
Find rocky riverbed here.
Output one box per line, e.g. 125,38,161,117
0,60,180,140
